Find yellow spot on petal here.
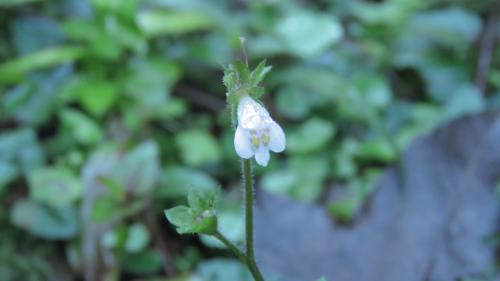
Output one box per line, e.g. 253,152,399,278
262,132,270,146
251,131,260,148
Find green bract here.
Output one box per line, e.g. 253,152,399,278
164,187,219,235
223,60,271,125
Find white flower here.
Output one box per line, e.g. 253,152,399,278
234,95,285,166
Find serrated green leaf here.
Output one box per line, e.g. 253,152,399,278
165,206,194,226
187,186,219,212
165,186,219,235
165,205,217,235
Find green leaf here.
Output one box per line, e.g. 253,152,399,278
359,138,397,162
28,167,82,207
442,84,485,122
329,171,380,222
165,206,195,228
3,65,70,125
405,7,482,46
175,129,221,167
188,186,219,212
165,206,217,235
60,109,103,145
355,75,392,109
12,16,63,55
328,197,359,223
137,10,213,37
288,118,335,154
0,128,44,174
261,169,298,195
165,187,219,235
290,156,329,202
276,86,312,119
158,166,218,199
98,176,126,201
0,161,17,192
125,223,150,253
263,156,329,202
332,139,360,179
0,46,84,83
10,199,78,239
124,57,181,116
418,58,469,102
276,11,343,58
91,197,119,222
73,78,119,117
91,0,139,18
0,0,40,7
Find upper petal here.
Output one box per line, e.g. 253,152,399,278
234,125,254,159
237,96,271,130
268,121,286,153
254,146,270,167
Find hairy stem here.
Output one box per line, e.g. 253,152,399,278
242,159,266,281
243,159,254,258
213,230,247,264
213,229,265,281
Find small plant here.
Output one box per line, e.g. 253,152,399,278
165,54,283,281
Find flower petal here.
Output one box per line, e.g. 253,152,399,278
254,147,270,166
234,125,254,159
268,121,286,153
238,96,271,130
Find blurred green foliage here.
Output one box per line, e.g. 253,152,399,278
0,0,499,280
